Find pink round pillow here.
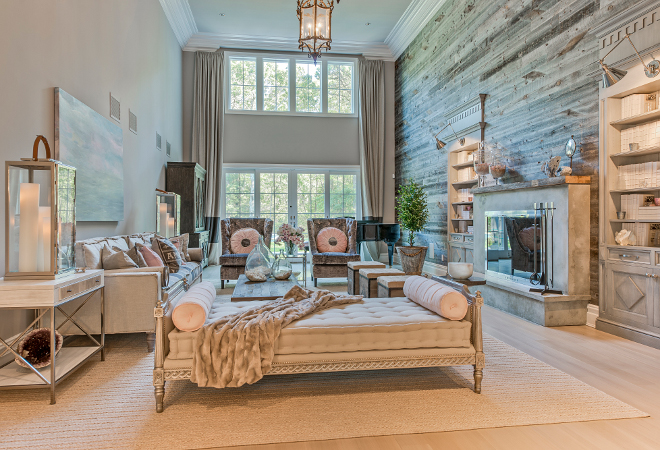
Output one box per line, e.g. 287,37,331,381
230,228,260,254
316,227,348,253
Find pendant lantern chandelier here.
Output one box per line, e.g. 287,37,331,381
297,0,340,64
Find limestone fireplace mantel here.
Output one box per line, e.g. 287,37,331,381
473,176,591,326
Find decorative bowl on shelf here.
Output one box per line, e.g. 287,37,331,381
448,262,474,280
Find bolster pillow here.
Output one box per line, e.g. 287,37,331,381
403,276,469,321
172,281,216,332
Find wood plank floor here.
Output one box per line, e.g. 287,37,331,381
207,302,660,450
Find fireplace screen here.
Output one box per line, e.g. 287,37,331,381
485,208,554,290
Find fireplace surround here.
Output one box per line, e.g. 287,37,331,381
473,176,591,326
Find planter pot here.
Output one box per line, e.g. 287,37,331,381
396,246,428,275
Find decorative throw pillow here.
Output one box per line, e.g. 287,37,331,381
403,276,468,321
230,228,260,254
169,233,190,261
153,238,184,273
316,227,348,253
101,246,138,270
136,243,165,267
81,240,108,270
113,245,147,268
106,237,130,252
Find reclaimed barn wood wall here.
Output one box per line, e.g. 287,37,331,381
395,0,640,304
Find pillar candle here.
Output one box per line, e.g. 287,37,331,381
40,207,51,272
18,183,40,272
167,217,175,239
159,203,168,237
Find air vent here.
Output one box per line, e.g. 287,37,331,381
156,132,162,151
166,141,171,157
129,110,137,134
110,93,120,122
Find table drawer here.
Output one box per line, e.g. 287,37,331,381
607,248,651,264
79,275,102,293
58,274,102,301
464,235,474,244
59,283,80,301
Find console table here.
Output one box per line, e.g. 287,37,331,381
0,270,105,404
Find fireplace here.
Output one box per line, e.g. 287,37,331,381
485,204,558,293
472,177,591,326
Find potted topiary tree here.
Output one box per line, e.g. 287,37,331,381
395,179,430,275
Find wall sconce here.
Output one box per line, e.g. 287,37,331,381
598,33,660,87
434,122,465,150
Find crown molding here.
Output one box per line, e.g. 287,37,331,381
159,0,198,48
184,32,395,60
385,0,448,60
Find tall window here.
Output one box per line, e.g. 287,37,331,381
297,173,326,236
226,53,355,116
263,59,289,112
224,172,255,217
259,172,289,241
327,63,354,114
230,58,257,111
295,61,322,113
330,174,357,217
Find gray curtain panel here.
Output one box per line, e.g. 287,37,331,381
192,51,224,265
358,59,385,221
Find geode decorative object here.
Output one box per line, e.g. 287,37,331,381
557,166,573,176
542,156,562,177
615,229,636,246
16,328,63,369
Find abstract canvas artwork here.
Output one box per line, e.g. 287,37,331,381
55,88,124,221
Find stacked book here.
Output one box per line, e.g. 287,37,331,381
621,223,650,246
637,207,660,221
621,194,645,219
618,162,660,189
457,167,477,182
621,93,653,119
620,120,660,153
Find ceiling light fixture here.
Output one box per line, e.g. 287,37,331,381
434,122,465,150
297,0,339,64
598,33,660,87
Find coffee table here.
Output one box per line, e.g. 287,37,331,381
231,274,300,301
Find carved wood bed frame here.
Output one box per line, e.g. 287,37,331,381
152,277,484,413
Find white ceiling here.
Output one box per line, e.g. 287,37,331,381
158,0,446,60
189,0,413,44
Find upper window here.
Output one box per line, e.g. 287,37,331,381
230,58,257,111
227,53,356,116
263,59,289,112
327,63,354,114
295,61,322,113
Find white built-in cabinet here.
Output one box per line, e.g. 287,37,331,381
448,143,478,263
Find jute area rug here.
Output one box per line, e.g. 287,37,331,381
0,331,646,450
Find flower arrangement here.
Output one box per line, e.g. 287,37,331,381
275,223,306,254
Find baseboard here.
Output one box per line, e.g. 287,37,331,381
586,304,599,328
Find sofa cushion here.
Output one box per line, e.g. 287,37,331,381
312,252,361,265
316,227,348,253
219,253,248,267
126,234,149,248
113,245,147,268
106,236,130,252
230,228,260,254
170,233,190,261
102,246,138,270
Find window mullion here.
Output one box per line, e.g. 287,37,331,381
325,172,331,218
254,170,261,218
290,58,296,113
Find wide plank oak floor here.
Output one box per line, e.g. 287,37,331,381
206,301,660,450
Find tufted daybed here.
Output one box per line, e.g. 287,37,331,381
152,277,484,412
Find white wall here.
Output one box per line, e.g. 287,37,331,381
0,0,183,337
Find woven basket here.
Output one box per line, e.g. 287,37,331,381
396,246,428,275
15,328,64,369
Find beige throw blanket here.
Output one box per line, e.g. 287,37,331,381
191,285,363,388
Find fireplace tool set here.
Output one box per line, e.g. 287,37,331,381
530,202,562,295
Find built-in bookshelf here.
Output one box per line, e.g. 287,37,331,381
448,142,479,263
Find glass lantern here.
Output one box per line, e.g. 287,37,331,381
5,136,76,280
488,144,507,185
245,236,275,282
156,191,180,239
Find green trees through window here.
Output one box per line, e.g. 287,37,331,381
263,60,289,112
230,59,257,111
295,62,322,113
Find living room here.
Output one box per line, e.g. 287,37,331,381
1,0,660,449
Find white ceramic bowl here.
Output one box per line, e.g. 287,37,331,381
448,262,473,280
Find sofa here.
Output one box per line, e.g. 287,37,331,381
57,232,204,347
219,218,273,288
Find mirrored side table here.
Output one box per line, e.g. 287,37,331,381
0,269,105,404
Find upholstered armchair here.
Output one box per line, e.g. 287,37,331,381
219,218,273,288
307,218,361,287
